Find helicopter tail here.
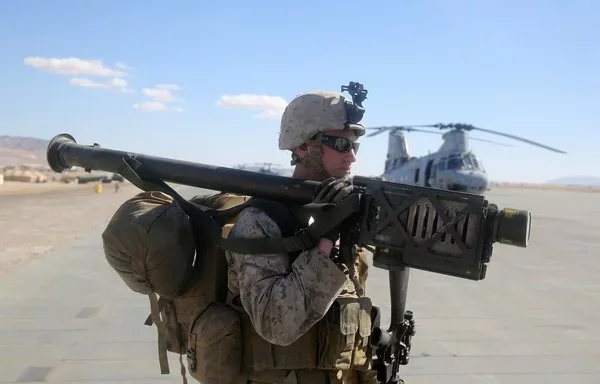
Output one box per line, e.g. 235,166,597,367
384,130,410,174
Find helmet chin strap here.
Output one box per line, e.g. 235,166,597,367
291,133,329,177
301,145,327,175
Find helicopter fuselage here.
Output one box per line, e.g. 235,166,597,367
369,122,565,195
382,148,489,194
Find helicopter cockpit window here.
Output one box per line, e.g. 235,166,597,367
462,154,476,170
446,154,464,170
437,157,447,171
466,155,476,169
473,155,485,172
461,153,484,171
470,154,483,171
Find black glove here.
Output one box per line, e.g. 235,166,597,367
311,177,354,243
313,177,353,205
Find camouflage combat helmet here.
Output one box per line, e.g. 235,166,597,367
278,91,366,151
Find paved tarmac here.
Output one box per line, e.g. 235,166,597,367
1,185,599,383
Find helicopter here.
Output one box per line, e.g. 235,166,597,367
234,162,294,177
367,122,567,194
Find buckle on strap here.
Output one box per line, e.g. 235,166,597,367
295,229,317,249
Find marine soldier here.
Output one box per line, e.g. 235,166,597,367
225,89,378,384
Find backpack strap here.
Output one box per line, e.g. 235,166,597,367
243,197,301,237
143,293,189,383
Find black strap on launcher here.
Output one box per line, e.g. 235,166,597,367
117,156,360,255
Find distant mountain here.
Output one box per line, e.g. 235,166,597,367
0,135,50,168
546,176,600,186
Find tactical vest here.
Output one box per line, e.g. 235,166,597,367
233,257,375,383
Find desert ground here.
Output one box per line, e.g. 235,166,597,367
0,180,599,383
0,181,142,275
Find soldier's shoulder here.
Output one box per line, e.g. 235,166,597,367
230,206,283,239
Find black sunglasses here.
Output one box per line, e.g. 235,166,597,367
320,135,360,154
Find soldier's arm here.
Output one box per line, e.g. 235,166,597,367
228,206,348,346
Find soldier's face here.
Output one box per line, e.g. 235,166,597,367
318,129,359,178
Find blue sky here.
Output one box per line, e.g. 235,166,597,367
1,0,598,183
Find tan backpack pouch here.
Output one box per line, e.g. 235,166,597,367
187,302,245,384
239,312,319,372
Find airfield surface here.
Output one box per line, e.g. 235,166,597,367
0,184,599,383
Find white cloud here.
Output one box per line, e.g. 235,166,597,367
108,78,135,93
110,78,128,88
142,85,184,102
132,101,183,112
69,77,109,88
133,100,184,113
115,62,135,72
133,101,167,111
143,87,175,102
69,76,135,93
217,94,288,120
24,56,129,77
24,56,184,112
134,84,184,112
155,84,182,90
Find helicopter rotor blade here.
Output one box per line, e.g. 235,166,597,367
409,123,450,129
470,137,513,147
402,125,514,146
467,126,567,154
410,123,567,154
367,123,566,153
403,128,442,135
367,125,441,137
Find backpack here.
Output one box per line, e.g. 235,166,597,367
100,158,358,383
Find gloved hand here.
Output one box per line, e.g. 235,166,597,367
313,177,353,206
311,177,354,243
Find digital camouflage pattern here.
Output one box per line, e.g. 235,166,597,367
226,206,379,384
226,206,348,346
278,91,366,150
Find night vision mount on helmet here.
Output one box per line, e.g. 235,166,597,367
341,81,368,126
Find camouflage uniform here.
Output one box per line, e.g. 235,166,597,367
225,207,377,384
224,91,378,384
227,206,349,346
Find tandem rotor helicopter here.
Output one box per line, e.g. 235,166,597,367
234,162,293,177
337,81,567,194
366,123,568,194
